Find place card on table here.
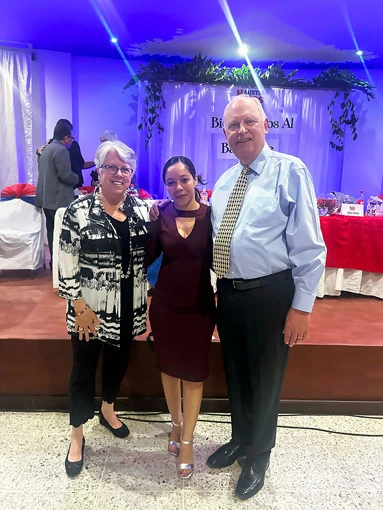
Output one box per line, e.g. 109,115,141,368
340,203,364,216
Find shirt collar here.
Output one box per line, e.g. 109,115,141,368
241,143,272,176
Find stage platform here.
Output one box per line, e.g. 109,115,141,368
1,268,383,414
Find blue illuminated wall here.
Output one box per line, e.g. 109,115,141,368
33,50,382,197
35,50,141,185
342,70,383,200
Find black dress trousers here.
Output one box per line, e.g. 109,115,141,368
68,329,133,428
216,270,295,461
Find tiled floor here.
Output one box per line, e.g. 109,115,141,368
0,412,382,509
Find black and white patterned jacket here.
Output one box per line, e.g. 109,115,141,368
58,190,150,347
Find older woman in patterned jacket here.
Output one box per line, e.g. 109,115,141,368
59,141,150,477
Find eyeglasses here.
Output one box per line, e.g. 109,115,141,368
227,119,257,132
100,164,133,176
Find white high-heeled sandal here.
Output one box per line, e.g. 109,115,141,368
168,418,183,457
177,435,194,479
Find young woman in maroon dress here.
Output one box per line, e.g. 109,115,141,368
145,156,215,479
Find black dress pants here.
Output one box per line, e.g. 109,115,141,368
68,334,133,427
216,269,294,462
43,208,56,268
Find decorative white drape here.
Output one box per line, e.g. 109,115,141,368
0,48,33,191
136,82,343,199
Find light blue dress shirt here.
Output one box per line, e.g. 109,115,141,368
211,144,326,313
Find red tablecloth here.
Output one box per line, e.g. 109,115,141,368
320,216,383,273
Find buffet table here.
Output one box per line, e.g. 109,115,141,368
318,215,383,299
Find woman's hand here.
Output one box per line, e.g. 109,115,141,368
75,308,100,341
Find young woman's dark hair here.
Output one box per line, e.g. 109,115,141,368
162,156,207,202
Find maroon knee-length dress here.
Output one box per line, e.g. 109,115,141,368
145,202,215,382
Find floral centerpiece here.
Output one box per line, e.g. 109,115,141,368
317,195,341,216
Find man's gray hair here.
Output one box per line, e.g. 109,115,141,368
100,130,118,142
95,141,136,172
224,95,266,126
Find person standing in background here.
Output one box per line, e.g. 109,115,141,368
35,122,79,268
207,95,326,501
100,130,118,143
37,119,95,188
69,139,95,188
90,131,120,186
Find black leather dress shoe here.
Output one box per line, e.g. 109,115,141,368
65,437,85,478
99,411,130,438
237,449,270,468
235,458,270,501
237,454,246,468
206,441,245,469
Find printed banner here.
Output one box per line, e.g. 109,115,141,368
136,82,338,199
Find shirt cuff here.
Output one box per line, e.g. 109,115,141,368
58,288,82,302
291,290,317,313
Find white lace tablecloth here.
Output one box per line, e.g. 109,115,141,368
317,267,383,299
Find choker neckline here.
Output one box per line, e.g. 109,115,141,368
173,203,205,218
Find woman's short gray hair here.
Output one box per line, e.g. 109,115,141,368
95,141,136,172
100,130,118,142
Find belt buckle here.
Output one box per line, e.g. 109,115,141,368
232,279,239,290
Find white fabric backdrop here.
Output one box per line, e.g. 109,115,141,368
136,82,343,199
0,48,33,191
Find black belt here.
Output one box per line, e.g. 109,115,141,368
220,269,292,291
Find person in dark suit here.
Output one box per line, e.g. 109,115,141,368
69,140,95,188
35,123,79,267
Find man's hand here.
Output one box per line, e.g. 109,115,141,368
283,308,310,347
149,199,171,221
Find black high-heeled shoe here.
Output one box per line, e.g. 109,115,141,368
65,437,85,478
99,411,130,438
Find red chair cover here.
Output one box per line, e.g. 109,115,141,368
1,183,37,198
78,186,95,194
138,188,152,199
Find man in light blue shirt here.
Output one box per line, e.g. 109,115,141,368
207,95,326,501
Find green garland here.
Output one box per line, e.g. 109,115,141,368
124,54,375,151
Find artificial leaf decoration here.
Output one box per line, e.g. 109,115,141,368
124,55,374,151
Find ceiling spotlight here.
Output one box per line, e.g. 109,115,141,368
356,50,363,56
111,37,118,44
238,43,249,57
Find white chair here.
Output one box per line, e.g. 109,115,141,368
0,199,45,272
52,207,66,288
